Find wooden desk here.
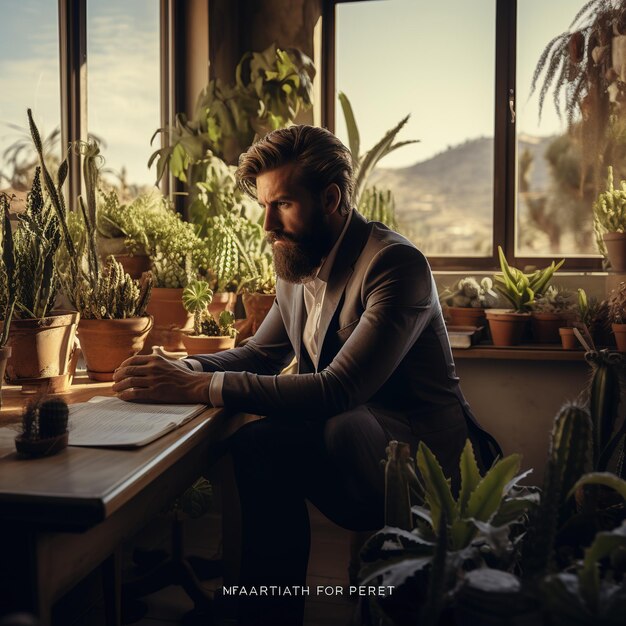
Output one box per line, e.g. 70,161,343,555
0,376,227,626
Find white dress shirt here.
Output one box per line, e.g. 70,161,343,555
186,211,353,407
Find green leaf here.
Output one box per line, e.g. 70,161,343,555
416,441,457,533
338,91,360,169
458,440,482,517
465,454,521,522
569,472,626,501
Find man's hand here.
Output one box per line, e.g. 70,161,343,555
111,355,213,404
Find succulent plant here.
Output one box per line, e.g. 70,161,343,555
358,186,399,231
593,166,626,258
182,279,214,336
20,395,69,441
439,276,499,309
533,285,577,315
38,397,69,439
608,281,626,323
494,246,564,313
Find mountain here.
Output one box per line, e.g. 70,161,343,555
368,135,555,255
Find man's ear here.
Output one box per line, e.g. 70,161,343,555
322,183,341,216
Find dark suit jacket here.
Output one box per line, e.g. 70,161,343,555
192,211,500,467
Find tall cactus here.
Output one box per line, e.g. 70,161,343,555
384,440,419,530
522,402,592,578
586,350,626,477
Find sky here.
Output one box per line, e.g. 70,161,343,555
0,0,592,184
336,0,582,168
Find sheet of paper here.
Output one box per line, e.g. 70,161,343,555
68,396,206,447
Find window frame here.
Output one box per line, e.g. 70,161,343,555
57,0,175,208
324,0,604,272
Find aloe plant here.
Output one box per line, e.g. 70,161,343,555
360,440,537,592
338,91,419,208
494,246,564,313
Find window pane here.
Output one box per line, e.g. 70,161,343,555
0,0,61,207
335,0,496,257
517,0,603,257
87,0,160,194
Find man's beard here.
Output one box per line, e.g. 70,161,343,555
266,214,333,284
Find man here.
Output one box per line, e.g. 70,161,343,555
112,125,499,624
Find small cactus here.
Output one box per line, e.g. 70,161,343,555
38,397,69,439
20,395,69,441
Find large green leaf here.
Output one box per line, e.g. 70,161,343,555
569,472,626,501
338,91,360,170
465,454,522,522
416,442,457,533
458,439,481,517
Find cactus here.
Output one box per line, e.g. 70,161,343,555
182,279,214,335
358,186,399,230
522,402,592,578
384,441,414,530
38,397,69,439
20,395,69,441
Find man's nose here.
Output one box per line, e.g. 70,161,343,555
263,206,280,233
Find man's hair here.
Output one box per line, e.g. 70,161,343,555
236,125,354,215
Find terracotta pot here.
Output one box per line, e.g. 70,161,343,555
603,232,626,271
4,311,79,383
181,334,236,356
145,287,193,351
207,291,237,318
242,293,276,335
77,316,153,381
114,254,151,279
447,306,486,328
612,322,626,351
485,310,531,347
0,345,11,408
531,312,566,344
559,327,578,350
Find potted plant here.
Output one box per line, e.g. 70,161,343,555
487,246,564,346
607,280,626,350
1,116,80,389
439,276,499,328
240,253,277,340
531,285,576,343
14,395,69,457
531,0,626,199
181,279,236,355
593,166,626,269
95,188,163,278
31,124,155,381
560,288,607,349
149,44,315,181
0,196,16,406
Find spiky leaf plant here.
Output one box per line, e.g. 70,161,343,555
338,91,419,208
28,109,153,319
0,195,17,348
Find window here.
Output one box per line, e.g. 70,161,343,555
87,0,161,194
330,0,606,270
0,1,169,209
0,0,61,208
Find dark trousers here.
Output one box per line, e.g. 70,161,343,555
227,405,450,625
